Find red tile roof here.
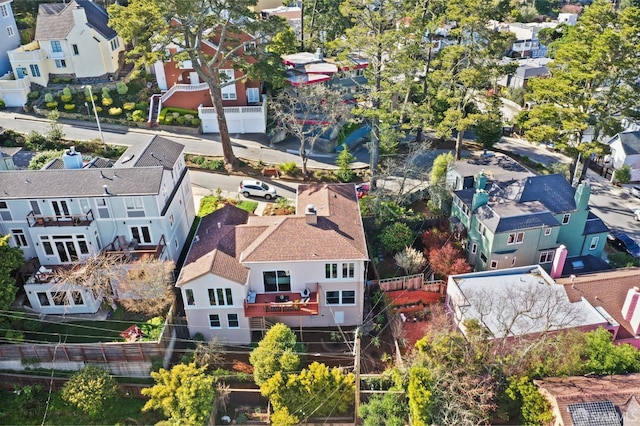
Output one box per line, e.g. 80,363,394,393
535,374,640,426
239,184,368,262
558,268,640,340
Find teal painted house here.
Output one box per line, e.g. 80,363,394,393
448,157,609,272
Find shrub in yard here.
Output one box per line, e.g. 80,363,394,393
61,365,118,418
380,222,414,254
102,97,113,107
44,93,54,103
64,104,75,111
116,81,128,95
0,99,5,110
191,118,201,126
184,114,194,121
94,106,102,113
192,155,206,165
123,102,136,111
27,91,40,99
614,165,631,184
101,87,111,99
61,94,72,103
165,116,174,125
278,161,299,176
45,101,58,109
336,144,355,182
108,107,123,116
204,159,224,171
176,116,186,125
132,109,146,122
136,101,149,111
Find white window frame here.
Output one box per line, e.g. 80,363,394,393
7,26,14,37
589,236,599,250
125,197,145,217
489,260,498,269
54,59,66,68
246,87,260,103
544,227,552,236
0,201,12,220
11,229,27,247
342,262,355,279
50,40,62,53
471,243,477,254
539,251,554,264
325,290,356,305
130,226,152,244
29,64,41,77
96,198,110,218
71,290,85,306
0,4,8,17
184,289,195,306
220,69,237,100
562,214,571,225
507,231,525,245
110,38,120,51
209,314,221,329
72,44,79,55
325,263,338,279
227,313,239,328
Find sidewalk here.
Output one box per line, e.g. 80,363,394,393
1,110,369,171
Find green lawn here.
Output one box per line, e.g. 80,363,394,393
0,388,163,425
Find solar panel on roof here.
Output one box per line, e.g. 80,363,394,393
568,401,621,426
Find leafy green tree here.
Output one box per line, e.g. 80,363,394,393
379,222,413,254
302,0,352,51
606,251,640,268
430,152,455,185
61,365,118,418
335,0,405,187
359,392,409,426
0,235,24,312
108,0,286,169
45,110,64,144
336,144,356,182
614,164,632,184
474,94,504,149
142,362,215,425
505,375,553,425
28,150,64,170
408,367,433,426
261,362,355,423
522,0,640,178
583,327,640,375
267,27,299,55
429,0,513,159
249,323,300,386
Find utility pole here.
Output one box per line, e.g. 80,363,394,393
353,328,361,425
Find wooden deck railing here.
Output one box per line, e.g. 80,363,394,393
26,209,95,228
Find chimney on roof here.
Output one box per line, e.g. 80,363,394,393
305,204,317,225
72,2,88,26
314,47,323,61
622,287,640,335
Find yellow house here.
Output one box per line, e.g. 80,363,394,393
8,0,124,87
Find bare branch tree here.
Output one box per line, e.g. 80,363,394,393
270,84,349,176
53,253,175,316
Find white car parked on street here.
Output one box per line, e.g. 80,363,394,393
238,180,277,200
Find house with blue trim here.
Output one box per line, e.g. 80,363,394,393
448,155,609,272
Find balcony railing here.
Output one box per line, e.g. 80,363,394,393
102,234,166,261
26,210,95,228
244,291,319,318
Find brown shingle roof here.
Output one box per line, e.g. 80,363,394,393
536,374,640,426
177,205,249,286
558,268,640,340
239,183,368,262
